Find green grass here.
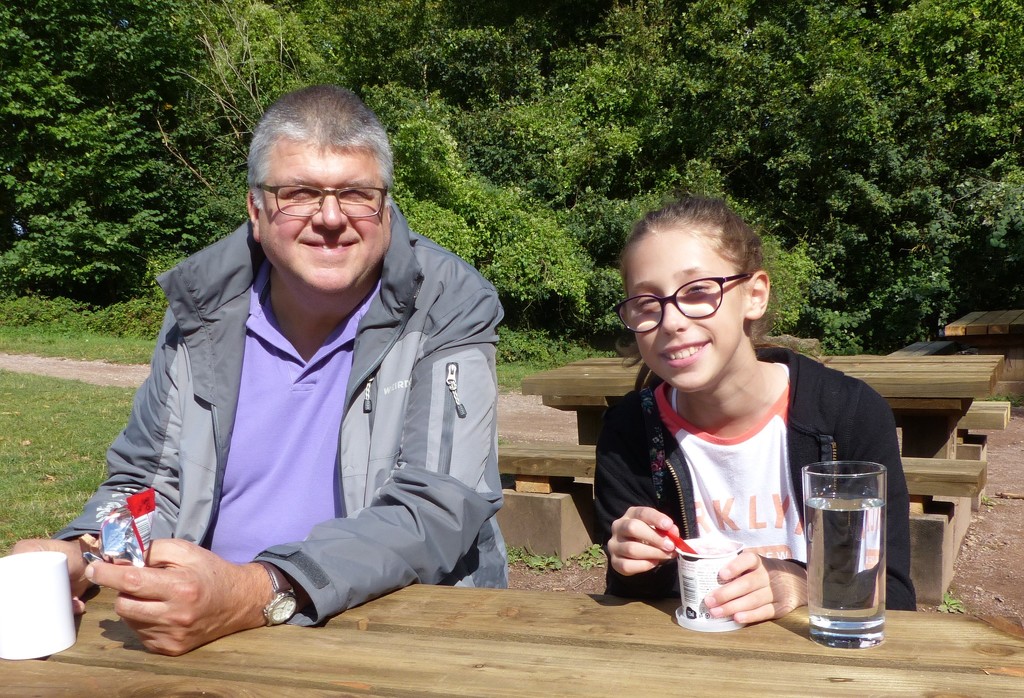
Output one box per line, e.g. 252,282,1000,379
0,371,135,553
497,360,574,392
990,393,1024,408
0,327,154,365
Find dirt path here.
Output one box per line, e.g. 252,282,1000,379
2,352,1022,620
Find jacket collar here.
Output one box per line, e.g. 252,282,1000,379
157,202,424,406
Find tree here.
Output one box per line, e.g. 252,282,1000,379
0,0,208,303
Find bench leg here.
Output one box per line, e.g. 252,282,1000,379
909,498,958,605
575,408,605,446
898,414,959,459
497,484,595,558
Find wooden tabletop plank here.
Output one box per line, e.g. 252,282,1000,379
2,659,343,698
943,311,991,337
43,623,1024,697
523,356,1003,402
29,587,1024,697
965,311,1007,335
1009,310,1024,334
499,443,596,477
336,586,1024,676
944,309,1024,336
981,310,1024,335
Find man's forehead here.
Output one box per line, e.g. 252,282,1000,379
267,139,382,183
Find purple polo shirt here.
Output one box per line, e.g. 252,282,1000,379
208,261,377,563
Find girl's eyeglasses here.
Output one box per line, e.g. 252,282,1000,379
615,273,753,333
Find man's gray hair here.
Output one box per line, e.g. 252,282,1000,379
248,85,394,209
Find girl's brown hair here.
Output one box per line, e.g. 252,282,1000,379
619,195,764,281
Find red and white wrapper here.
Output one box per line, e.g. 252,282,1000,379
98,488,156,567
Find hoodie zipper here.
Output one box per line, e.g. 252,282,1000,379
665,458,693,541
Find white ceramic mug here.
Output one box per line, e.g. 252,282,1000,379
0,551,77,660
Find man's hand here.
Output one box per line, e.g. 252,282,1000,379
607,506,680,576
84,538,272,656
10,538,94,614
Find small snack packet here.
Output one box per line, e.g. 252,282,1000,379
96,488,156,567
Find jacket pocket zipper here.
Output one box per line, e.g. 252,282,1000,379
446,362,468,418
438,362,466,474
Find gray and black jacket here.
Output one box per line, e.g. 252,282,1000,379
60,203,507,624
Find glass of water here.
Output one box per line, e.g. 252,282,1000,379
802,461,886,649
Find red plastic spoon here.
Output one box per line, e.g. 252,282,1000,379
656,528,698,555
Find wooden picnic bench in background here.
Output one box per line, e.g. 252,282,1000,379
942,309,1024,395
499,443,985,501
503,349,1009,604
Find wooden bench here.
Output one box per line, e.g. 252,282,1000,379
957,400,1011,431
901,457,987,498
889,340,960,356
943,309,1024,395
499,444,986,500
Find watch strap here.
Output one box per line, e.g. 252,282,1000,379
256,561,293,595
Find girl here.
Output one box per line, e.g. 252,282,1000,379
595,196,916,624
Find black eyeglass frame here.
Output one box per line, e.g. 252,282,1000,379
258,184,389,218
614,273,754,333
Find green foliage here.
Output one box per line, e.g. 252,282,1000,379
3,0,1022,352
937,591,966,614
0,296,164,340
506,544,607,572
761,236,817,337
570,544,607,571
0,0,209,303
507,546,563,571
497,328,606,365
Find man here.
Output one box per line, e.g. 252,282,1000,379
13,85,507,655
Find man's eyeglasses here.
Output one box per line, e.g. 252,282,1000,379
259,184,388,218
615,273,753,333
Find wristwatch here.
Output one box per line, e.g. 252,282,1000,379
256,561,298,626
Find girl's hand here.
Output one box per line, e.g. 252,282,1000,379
607,506,680,576
703,553,807,623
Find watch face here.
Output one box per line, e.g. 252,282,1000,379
267,594,298,625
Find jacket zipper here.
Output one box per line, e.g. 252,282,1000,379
437,362,465,474
362,376,374,413
201,403,225,548
665,458,692,540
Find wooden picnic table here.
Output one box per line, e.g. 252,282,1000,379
521,355,1004,459
7,586,1024,696
943,309,1024,395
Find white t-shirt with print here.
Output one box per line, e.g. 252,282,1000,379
655,375,806,562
